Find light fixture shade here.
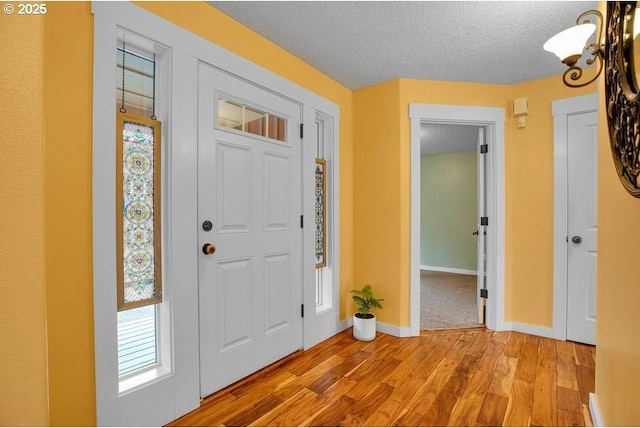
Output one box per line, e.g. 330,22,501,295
543,23,596,63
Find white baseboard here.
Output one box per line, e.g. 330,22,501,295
376,321,413,337
589,393,605,427
502,322,556,339
420,265,478,276
343,317,413,338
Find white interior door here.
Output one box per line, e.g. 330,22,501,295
566,111,598,345
476,128,487,324
197,62,303,397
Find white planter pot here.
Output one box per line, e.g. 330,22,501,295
353,313,376,341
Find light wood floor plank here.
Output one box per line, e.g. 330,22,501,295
531,358,558,426
446,368,492,426
558,386,583,413
503,378,534,427
168,329,595,427
557,353,580,390
476,391,509,426
405,357,459,416
514,341,540,384
574,343,596,368
576,364,595,405
558,408,586,427
487,355,518,397
503,331,525,358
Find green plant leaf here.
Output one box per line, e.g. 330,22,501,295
350,284,383,315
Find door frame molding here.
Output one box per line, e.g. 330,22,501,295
552,93,597,341
92,2,340,424
409,104,506,335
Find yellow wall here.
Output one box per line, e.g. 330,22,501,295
0,12,49,426
353,77,594,327
43,3,96,425
352,80,402,323
596,46,640,426
509,76,595,325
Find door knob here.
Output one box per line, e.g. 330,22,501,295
202,243,216,255
571,236,582,244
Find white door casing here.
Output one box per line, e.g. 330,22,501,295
476,127,487,324
552,93,598,344
410,104,506,335
407,104,506,336
566,111,598,345
198,63,303,396
93,2,341,425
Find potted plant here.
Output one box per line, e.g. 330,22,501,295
350,284,383,341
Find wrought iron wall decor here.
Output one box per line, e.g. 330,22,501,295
605,1,640,197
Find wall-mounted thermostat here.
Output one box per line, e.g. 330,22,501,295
513,97,529,116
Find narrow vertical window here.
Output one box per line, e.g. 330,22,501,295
314,115,334,313
115,38,163,378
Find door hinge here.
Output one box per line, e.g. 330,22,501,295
480,289,488,298
300,215,304,228
480,216,489,226
480,144,488,154
300,123,304,139
301,304,304,318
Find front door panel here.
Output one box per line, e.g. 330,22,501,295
198,62,303,397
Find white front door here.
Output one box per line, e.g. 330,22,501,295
566,110,598,345
476,128,487,324
197,62,303,397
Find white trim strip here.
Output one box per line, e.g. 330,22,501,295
503,322,556,339
344,317,412,338
420,265,478,276
376,321,413,338
589,393,605,427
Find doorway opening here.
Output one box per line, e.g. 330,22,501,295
409,104,506,336
420,123,485,330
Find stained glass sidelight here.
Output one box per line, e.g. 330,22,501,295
315,158,327,268
117,113,162,310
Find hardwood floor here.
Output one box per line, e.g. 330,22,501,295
168,328,595,427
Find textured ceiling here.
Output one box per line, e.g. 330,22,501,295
210,1,597,90
421,124,480,154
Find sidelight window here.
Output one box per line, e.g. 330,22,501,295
115,34,164,379
314,115,334,312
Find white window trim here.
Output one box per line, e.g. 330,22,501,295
92,2,340,425
303,111,342,349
